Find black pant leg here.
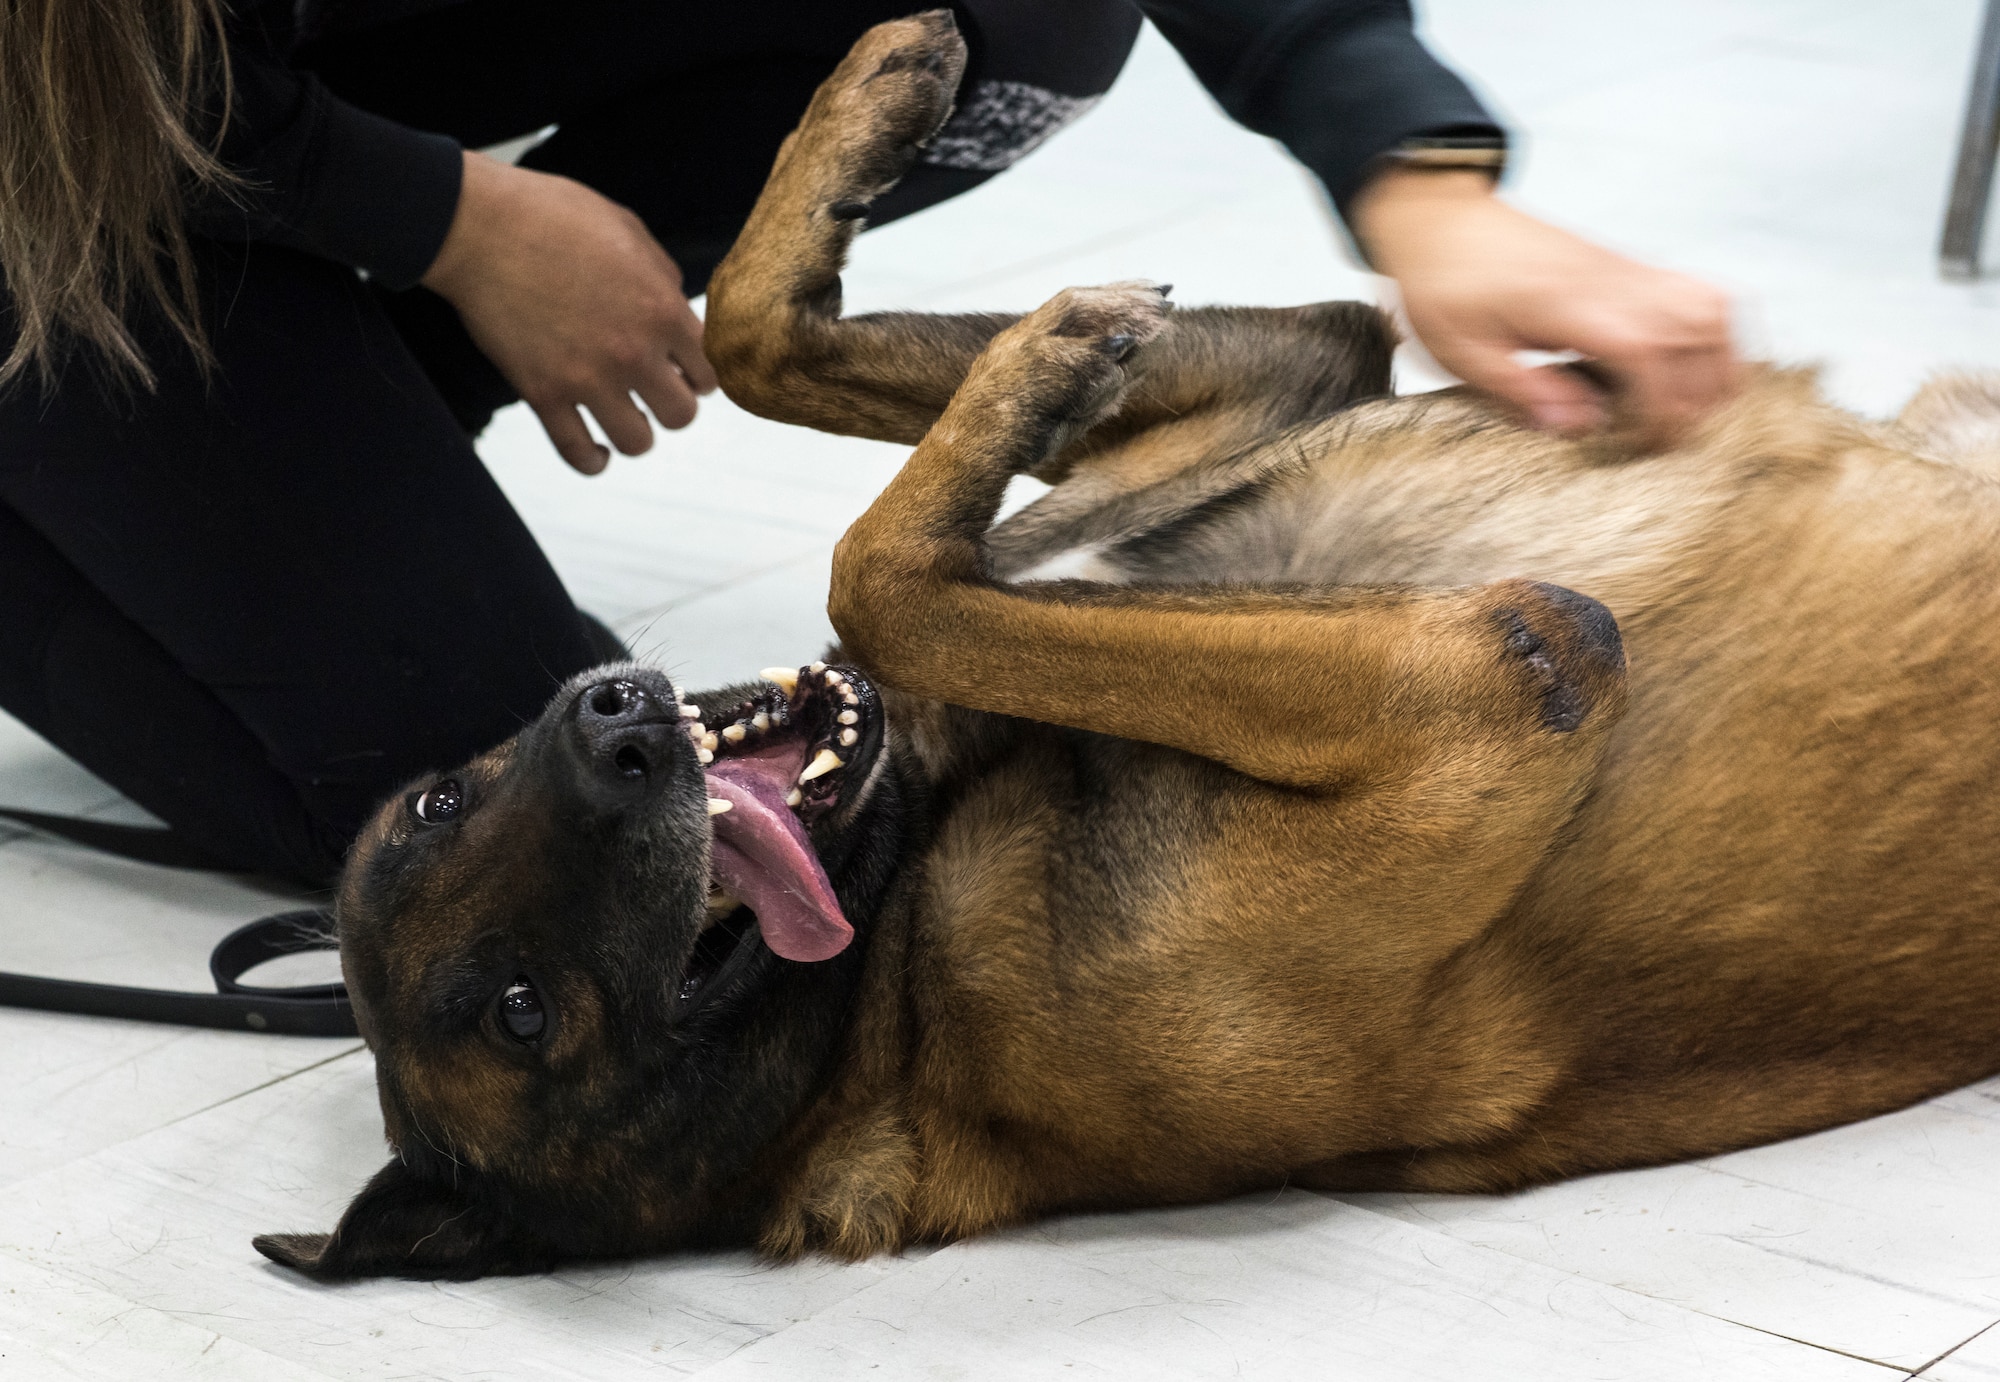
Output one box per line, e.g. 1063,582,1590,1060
0,500,352,879
0,240,602,882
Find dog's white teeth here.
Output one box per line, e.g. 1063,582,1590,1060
678,704,702,719
705,884,741,923
837,709,859,725
761,667,800,694
785,788,803,808
824,669,845,685
687,720,706,737
706,798,732,815
697,747,714,765
799,748,844,782
809,661,827,674
721,724,747,743
751,711,771,731
841,690,859,706
699,731,719,752
839,727,858,746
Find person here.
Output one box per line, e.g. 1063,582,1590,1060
0,0,1736,886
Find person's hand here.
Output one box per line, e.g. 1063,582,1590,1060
421,149,719,474
1352,167,1738,449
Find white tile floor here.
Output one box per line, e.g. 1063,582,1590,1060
5,2,2000,1376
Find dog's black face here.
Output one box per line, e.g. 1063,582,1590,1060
254,661,913,1279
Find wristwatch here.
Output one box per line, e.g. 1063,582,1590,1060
1378,134,1508,176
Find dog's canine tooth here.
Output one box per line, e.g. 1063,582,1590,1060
752,711,771,731
678,703,702,719
799,748,844,781
840,728,858,747
722,724,747,743
706,798,732,815
809,661,827,674
760,667,799,694
838,709,858,725
785,788,803,808
825,669,845,685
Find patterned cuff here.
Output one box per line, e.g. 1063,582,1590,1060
922,80,1104,173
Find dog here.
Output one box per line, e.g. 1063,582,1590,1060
256,13,2000,1279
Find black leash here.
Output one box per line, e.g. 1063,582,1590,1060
0,808,358,1038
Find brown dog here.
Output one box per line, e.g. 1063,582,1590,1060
256,14,2000,1280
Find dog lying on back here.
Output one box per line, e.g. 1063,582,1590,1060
257,14,2000,1279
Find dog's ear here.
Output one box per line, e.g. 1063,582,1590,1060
253,1158,558,1281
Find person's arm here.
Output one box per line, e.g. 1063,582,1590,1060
189,30,713,471
1137,0,1737,446
184,33,462,290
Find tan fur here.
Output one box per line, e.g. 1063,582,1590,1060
690,16,2000,1258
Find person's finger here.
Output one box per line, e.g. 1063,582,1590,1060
1611,343,1739,449
1555,283,1739,447
636,359,700,432
1435,335,1608,435
533,400,611,475
662,298,719,396
586,389,655,456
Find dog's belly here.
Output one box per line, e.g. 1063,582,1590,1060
1027,380,2000,1174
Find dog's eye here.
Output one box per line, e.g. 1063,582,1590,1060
412,779,463,824
498,978,545,1042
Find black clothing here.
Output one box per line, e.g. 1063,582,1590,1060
0,240,598,884
0,1,1143,882
0,1,1501,885
1140,0,1498,213
200,0,1499,290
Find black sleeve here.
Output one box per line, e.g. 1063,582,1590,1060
184,38,463,291
1133,0,1502,220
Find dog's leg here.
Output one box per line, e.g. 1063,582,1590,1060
705,14,1394,458
705,13,1007,444
832,282,1629,790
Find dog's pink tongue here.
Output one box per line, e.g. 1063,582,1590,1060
703,759,853,962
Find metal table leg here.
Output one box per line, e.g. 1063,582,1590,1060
1943,0,2000,279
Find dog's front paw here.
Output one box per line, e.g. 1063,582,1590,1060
803,12,966,220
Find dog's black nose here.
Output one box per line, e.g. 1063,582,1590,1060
569,674,684,801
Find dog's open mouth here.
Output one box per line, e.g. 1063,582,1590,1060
682,662,882,977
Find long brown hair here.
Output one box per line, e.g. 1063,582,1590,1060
0,0,236,392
